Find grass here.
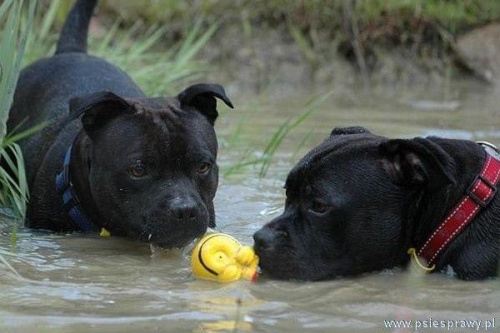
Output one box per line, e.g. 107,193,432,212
0,248,22,278
95,0,500,79
257,92,332,177
28,0,218,96
0,0,35,142
0,0,36,277
0,0,37,219
91,19,218,96
356,0,500,33
223,91,332,178
100,0,500,37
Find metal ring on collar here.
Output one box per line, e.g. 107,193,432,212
476,141,499,152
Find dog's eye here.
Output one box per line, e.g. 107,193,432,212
310,199,329,215
129,163,147,178
197,162,211,174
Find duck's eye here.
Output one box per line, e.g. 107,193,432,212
310,199,329,215
198,162,211,175
129,162,147,178
216,253,228,262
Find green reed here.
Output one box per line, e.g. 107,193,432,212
0,0,37,218
25,0,218,96
224,91,332,178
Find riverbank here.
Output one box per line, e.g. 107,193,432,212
94,0,500,93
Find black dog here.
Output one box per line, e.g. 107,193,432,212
8,0,233,248
254,127,500,281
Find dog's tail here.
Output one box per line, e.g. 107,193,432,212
55,0,98,55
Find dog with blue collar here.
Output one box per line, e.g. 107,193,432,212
8,0,233,248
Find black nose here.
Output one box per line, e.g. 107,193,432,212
169,199,198,221
254,228,278,253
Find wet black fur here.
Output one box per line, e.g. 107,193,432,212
254,127,500,281
8,0,233,248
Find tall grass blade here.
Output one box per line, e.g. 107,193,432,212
0,252,22,278
0,0,23,144
39,0,60,43
0,0,37,218
174,21,219,69
3,121,49,146
0,0,14,21
257,91,333,178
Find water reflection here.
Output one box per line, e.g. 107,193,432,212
1,83,500,332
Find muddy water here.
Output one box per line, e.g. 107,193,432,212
1,82,500,332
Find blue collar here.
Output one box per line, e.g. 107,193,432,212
55,144,97,232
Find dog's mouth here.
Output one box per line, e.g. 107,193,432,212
130,208,210,248
258,261,303,280
257,244,361,281
255,246,304,280
138,225,207,249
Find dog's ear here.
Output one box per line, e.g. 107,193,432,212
379,137,456,190
330,126,371,136
69,91,134,137
178,83,234,125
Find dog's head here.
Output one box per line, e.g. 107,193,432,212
70,84,233,248
254,126,460,280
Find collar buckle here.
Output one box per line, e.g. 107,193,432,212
466,173,497,208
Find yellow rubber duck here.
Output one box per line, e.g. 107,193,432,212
191,233,259,283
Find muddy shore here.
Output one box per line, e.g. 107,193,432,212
45,0,500,94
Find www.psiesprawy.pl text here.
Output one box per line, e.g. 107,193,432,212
383,318,496,331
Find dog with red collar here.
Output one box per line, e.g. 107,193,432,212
254,127,500,281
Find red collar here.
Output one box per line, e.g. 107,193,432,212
413,146,500,270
